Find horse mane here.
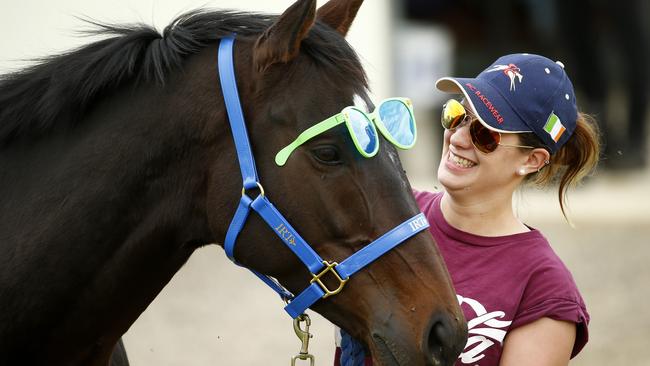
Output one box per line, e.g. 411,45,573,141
0,9,368,146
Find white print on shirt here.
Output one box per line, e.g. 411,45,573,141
457,295,513,364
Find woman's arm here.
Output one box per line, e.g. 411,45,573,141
500,317,576,366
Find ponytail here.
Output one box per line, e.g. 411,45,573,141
520,112,601,222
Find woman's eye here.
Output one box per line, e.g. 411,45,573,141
311,146,342,165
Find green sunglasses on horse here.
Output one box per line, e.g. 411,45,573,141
275,97,417,166
441,99,535,154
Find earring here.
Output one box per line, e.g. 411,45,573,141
517,168,526,176
538,160,550,172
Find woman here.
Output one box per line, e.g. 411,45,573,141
336,53,600,365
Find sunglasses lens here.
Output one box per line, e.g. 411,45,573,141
469,119,500,153
378,100,416,147
441,99,466,129
347,108,378,155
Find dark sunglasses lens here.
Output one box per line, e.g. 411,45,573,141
470,120,500,153
348,109,378,154
378,100,415,146
441,100,466,129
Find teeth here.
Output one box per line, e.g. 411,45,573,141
450,152,476,168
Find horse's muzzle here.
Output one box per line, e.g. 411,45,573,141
369,310,467,366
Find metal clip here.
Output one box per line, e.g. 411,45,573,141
291,314,315,366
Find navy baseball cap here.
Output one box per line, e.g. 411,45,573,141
436,53,578,154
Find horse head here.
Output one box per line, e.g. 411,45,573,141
204,1,467,364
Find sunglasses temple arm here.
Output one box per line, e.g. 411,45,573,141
499,143,537,149
274,115,346,166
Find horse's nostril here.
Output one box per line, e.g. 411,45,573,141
427,322,446,363
425,314,466,366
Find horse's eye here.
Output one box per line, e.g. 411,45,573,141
311,146,341,165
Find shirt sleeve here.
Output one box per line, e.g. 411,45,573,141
510,256,590,358
512,296,589,357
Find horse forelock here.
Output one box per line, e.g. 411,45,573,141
0,9,368,148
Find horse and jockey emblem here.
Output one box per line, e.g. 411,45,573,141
486,63,523,91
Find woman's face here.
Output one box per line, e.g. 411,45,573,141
437,107,532,198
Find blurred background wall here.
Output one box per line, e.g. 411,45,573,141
1,0,648,365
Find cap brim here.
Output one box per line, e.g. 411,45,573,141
435,77,531,134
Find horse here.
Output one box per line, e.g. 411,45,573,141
0,0,467,365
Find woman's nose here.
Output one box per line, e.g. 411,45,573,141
448,124,473,150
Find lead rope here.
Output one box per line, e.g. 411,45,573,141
340,329,366,366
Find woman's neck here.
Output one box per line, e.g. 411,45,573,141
440,190,530,237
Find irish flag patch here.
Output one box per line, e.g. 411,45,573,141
544,112,566,142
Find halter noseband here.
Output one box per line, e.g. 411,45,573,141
218,35,429,318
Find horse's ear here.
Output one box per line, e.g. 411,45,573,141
253,0,317,73
316,0,364,36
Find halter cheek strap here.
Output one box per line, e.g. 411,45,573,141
218,35,429,318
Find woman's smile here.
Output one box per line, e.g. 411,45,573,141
448,150,477,169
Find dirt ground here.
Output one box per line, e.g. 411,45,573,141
123,170,650,365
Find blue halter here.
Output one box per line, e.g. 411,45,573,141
218,35,429,319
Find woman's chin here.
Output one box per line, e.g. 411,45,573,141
437,164,476,192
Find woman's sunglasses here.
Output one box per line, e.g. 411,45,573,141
441,99,534,154
275,98,417,166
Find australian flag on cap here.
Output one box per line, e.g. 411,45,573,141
436,53,578,154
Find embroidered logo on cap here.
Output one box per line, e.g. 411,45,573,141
486,63,523,91
544,112,566,142
465,83,505,124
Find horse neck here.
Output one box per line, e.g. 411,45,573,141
0,48,236,362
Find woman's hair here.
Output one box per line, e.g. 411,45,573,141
519,112,601,222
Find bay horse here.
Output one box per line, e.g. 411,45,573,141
0,0,466,365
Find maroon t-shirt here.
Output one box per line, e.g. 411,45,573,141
416,190,589,364
335,190,589,366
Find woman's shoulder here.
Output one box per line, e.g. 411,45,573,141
512,237,590,357
523,235,578,288
502,233,581,300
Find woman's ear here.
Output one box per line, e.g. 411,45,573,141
523,148,551,172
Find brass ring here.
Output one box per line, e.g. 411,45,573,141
241,182,265,197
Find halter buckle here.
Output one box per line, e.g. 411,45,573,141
310,261,348,298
